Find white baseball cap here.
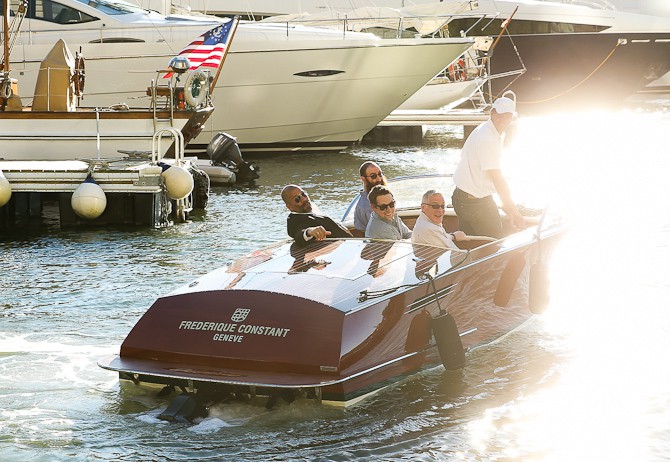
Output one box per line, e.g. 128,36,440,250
491,97,516,115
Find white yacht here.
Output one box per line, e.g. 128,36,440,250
202,0,670,112
3,0,473,153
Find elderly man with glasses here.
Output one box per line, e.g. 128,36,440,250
365,185,411,240
281,184,352,246
353,161,387,236
412,190,469,249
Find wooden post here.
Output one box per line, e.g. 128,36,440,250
2,0,10,73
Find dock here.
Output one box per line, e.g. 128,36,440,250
0,158,199,228
363,109,489,144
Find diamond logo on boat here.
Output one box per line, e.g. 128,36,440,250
231,308,250,322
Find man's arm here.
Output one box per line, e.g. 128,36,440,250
288,214,350,245
287,214,314,245
487,169,525,229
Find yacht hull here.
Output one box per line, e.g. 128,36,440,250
489,32,670,113
12,29,472,153
0,108,213,160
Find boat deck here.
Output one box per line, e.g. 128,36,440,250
0,159,164,193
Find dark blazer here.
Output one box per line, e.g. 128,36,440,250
287,213,352,246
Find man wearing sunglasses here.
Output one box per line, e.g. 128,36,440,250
281,184,352,246
412,190,469,249
452,96,525,238
365,185,412,240
353,161,387,236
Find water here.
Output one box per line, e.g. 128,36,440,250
2,106,670,461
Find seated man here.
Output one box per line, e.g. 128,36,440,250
353,161,387,236
365,185,411,240
412,189,469,249
281,184,352,246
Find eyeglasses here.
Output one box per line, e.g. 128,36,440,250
422,203,446,210
365,172,383,180
375,200,396,211
293,191,307,203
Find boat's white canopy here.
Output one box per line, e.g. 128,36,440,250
261,1,477,35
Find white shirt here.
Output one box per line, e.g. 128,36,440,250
453,119,503,198
411,212,458,249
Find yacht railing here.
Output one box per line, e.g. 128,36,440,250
551,0,616,11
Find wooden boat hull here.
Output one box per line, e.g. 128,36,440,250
100,225,564,405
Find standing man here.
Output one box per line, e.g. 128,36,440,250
282,184,352,246
365,185,412,240
451,96,525,238
412,190,469,249
353,161,387,236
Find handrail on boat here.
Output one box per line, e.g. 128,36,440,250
152,127,184,164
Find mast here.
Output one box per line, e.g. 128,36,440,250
2,0,10,73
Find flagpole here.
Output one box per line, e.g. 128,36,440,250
210,16,240,93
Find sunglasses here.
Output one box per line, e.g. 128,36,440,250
365,172,383,180
293,191,307,203
422,203,446,210
375,200,396,211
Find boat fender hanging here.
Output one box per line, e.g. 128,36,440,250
183,70,208,107
431,312,466,370
0,169,12,207
71,175,107,220
529,262,551,314
159,162,194,200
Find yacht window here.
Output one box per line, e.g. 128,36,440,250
33,0,98,24
74,0,147,15
446,18,608,36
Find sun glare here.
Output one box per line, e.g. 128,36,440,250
466,110,670,460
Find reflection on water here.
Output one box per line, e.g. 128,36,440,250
1,111,670,461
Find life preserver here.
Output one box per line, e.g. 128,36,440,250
0,79,11,99
183,70,208,108
448,58,466,82
73,52,86,96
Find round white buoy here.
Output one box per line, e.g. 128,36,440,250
71,175,107,220
160,163,194,200
0,169,11,207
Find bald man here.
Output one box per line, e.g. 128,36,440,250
281,184,352,246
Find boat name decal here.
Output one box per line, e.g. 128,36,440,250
178,320,291,343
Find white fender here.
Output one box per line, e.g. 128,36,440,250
183,71,208,107
160,163,194,200
0,169,12,207
71,176,107,219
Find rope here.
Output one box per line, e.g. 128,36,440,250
506,40,623,105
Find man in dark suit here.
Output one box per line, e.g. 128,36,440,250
281,184,352,246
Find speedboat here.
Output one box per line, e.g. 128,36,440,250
3,0,474,154
98,174,566,414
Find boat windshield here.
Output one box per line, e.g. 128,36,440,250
74,0,147,15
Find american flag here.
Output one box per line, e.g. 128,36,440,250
166,18,238,78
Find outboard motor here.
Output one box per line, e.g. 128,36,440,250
206,132,260,182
